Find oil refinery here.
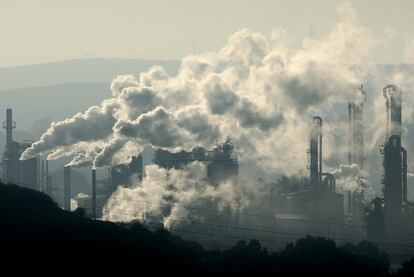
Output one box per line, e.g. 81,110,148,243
2,83,414,262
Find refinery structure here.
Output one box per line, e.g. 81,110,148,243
2,109,39,191
2,83,414,260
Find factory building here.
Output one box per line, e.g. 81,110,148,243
206,142,239,186
66,154,144,217
153,140,239,186
150,141,239,228
59,154,144,217
74,169,107,218
275,116,343,223
178,116,355,251
6,81,414,261
62,167,109,218
1,109,38,190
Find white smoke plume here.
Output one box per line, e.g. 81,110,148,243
20,12,374,177
19,3,414,221
102,162,240,229
332,164,365,192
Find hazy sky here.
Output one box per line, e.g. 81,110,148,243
1,0,414,67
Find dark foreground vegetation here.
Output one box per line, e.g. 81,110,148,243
1,183,414,275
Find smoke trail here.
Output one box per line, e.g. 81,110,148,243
19,2,414,224
20,11,374,177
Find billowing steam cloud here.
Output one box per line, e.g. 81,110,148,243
102,162,240,228
22,3,414,225
20,14,373,177
332,164,365,192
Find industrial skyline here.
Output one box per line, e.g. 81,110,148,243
3,81,414,257
3,1,414,273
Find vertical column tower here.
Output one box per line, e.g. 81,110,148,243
63,166,71,211
310,116,322,192
382,84,407,222
91,168,97,219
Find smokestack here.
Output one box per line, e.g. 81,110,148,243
41,159,45,192
310,116,322,192
348,103,353,164
382,84,405,221
319,119,322,185
63,166,71,211
348,191,352,215
402,147,407,203
91,168,96,219
347,102,353,215
45,160,52,196
45,160,49,186
4,108,14,146
46,176,52,196
2,108,20,185
383,84,402,139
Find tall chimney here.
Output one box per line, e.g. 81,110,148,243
5,109,13,146
41,159,45,192
310,116,322,192
63,166,71,211
384,84,402,138
348,103,353,164
46,176,52,197
348,191,352,215
2,108,18,184
45,160,49,186
382,84,405,221
91,168,96,219
45,160,52,196
402,147,408,203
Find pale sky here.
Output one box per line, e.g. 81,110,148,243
1,0,414,67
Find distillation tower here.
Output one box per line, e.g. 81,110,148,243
381,84,407,222
2,109,38,189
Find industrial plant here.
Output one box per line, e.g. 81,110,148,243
2,109,41,191
366,85,414,246
2,83,414,260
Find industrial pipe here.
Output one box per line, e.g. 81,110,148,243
402,147,407,203
63,166,71,211
92,168,96,219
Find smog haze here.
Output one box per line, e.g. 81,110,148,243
2,1,414,274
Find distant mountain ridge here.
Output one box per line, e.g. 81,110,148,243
0,58,180,91
0,82,112,131
0,59,412,92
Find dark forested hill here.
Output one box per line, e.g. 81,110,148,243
1,182,412,275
